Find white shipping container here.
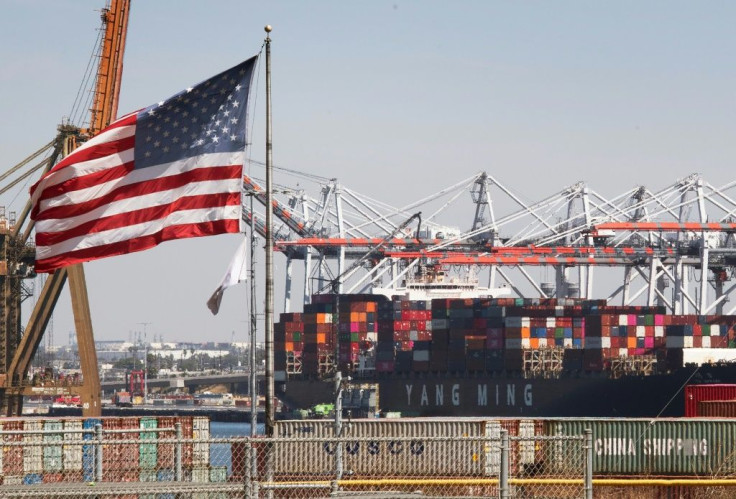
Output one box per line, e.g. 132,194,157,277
192,417,210,466
63,419,83,471
273,419,497,477
23,420,43,474
191,466,210,482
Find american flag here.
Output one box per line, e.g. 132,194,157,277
30,55,258,273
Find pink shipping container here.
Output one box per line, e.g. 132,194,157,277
685,384,736,417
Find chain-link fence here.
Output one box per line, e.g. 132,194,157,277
0,421,595,498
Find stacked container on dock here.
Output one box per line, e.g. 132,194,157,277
0,415,210,486
103,416,140,481
545,418,736,475
23,419,43,477
63,418,83,482
42,419,63,476
684,384,736,417
2,419,24,483
82,417,100,482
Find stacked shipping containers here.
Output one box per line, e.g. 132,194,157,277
0,416,210,485
276,295,736,378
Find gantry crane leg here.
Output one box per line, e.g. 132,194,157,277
67,264,101,416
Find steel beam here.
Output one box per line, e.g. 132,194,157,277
67,264,102,417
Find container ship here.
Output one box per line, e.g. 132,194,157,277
274,285,736,418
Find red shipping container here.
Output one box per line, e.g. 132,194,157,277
685,384,736,417
2,419,23,475
698,400,736,417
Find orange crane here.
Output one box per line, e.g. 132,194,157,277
0,0,131,417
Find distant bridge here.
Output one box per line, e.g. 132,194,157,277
100,372,267,395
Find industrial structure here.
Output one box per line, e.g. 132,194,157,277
0,0,131,416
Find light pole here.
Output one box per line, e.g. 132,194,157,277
138,322,151,405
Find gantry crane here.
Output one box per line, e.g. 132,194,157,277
0,0,131,416
243,166,736,317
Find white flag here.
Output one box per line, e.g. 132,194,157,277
207,236,248,315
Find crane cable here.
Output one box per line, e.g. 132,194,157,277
0,140,54,187
68,23,105,128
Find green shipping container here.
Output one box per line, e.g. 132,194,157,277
139,417,158,470
209,466,227,482
43,421,63,472
545,418,736,475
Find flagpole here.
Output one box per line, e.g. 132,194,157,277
264,24,275,437
249,192,258,438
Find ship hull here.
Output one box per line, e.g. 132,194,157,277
278,363,736,418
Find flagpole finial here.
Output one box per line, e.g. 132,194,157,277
264,25,272,33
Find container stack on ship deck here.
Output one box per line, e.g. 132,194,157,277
275,295,736,417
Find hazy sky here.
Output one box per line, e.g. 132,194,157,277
1,1,735,345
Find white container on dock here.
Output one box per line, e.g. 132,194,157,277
23,420,42,474
63,419,83,471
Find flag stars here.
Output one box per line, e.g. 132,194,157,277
135,58,252,168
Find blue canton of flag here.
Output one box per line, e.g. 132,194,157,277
136,60,254,168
